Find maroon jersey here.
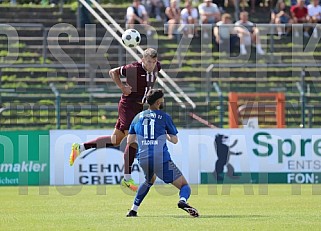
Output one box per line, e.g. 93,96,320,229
119,61,161,103
115,60,161,131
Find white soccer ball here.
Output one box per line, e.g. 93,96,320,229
122,29,141,48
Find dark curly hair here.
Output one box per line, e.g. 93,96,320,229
146,89,164,106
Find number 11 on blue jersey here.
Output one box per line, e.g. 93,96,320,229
143,118,155,139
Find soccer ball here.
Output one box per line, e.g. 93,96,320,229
122,29,141,48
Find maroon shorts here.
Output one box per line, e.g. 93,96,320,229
115,100,143,132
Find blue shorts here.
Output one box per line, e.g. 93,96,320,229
139,160,182,184
280,16,290,24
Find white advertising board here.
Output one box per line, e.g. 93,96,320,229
50,129,321,185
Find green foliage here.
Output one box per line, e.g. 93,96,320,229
2,81,27,88
10,42,26,48
70,1,78,11
38,99,55,105
1,75,17,81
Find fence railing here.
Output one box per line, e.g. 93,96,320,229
206,62,321,128
0,63,94,129
3,21,321,128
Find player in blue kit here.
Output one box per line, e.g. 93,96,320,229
125,89,199,217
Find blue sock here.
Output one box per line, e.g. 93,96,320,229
179,184,191,202
134,181,153,206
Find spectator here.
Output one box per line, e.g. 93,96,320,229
126,0,151,35
308,0,321,37
199,0,221,38
199,0,221,24
165,0,181,39
235,11,265,55
181,0,199,37
213,13,239,53
271,0,293,37
308,0,321,22
291,0,309,37
147,0,164,21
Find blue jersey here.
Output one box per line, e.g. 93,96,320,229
128,109,178,163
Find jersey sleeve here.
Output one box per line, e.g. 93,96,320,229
119,63,134,77
128,122,136,134
128,114,140,134
165,113,178,135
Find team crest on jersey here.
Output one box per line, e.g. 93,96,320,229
150,112,156,118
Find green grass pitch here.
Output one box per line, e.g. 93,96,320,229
1,184,321,230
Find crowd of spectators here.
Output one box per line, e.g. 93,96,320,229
270,0,321,38
125,0,266,54
124,0,321,55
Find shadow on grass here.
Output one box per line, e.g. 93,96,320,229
174,214,268,219
142,214,267,219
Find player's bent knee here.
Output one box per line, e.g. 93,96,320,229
172,175,188,189
130,142,138,149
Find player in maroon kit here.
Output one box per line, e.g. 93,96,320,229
69,48,161,191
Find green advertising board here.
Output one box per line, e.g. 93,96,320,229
201,172,321,184
0,131,49,186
